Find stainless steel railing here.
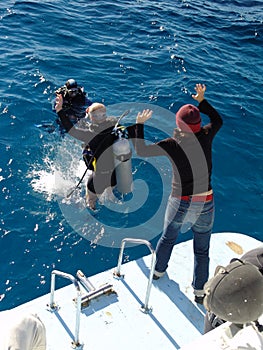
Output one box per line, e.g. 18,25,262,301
114,238,156,313
49,270,82,349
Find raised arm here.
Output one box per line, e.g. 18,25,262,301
136,109,153,124
134,109,168,157
192,83,223,136
192,83,206,104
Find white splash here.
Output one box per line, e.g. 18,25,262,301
29,136,86,202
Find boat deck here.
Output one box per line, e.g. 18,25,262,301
5,232,262,349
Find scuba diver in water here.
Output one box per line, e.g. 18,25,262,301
55,94,149,210
36,79,91,134
54,79,92,134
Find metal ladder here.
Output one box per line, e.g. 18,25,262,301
47,237,156,348
48,270,83,349
114,237,156,313
48,269,114,349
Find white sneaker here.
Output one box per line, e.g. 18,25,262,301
153,270,166,280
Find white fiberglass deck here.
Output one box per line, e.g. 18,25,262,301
4,232,262,350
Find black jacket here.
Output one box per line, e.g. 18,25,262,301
57,110,136,173
135,99,223,196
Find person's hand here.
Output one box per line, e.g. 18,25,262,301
136,109,153,124
192,83,206,103
55,94,63,113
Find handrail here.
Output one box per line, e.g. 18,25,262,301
49,270,82,348
114,238,156,313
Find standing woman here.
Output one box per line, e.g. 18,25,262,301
135,84,223,303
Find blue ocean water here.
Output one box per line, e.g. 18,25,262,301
0,0,262,310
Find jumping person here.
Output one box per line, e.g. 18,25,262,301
135,84,223,303
55,95,149,210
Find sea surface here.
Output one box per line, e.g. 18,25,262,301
0,0,262,310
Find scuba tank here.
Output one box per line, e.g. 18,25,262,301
113,126,133,195
66,110,132,198
111,110,133,195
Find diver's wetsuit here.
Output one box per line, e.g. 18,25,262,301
54,82,92,134
57,110,136,195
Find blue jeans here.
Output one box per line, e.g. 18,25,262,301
155,195,214,291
